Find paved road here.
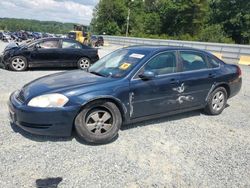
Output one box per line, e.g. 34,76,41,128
0,41,249,188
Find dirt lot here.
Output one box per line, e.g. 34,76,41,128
0,41,249,188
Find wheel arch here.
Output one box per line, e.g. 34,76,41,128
206,82,231,102
78,96,127,122
216,83,230,98
78,56,91,62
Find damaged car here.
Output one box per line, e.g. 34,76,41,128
1,37,99,71
9,46,242,143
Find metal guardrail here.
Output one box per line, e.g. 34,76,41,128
103,35,250,64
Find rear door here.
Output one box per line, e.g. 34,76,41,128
60,39,84,67
177,50,216,109
30,39,62,67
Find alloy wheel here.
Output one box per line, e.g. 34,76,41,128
12,58,25,71
86,110,113,135
79,58,90,69
212,91,225,111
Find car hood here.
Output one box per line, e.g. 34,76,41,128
4,42,20,51
21,70,112,101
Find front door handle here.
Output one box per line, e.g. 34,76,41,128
208,73,216,78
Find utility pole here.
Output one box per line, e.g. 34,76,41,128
126,0,134,37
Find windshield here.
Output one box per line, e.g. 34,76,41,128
21,39,41,48
89,48,150,78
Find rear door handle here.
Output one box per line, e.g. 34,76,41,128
208,73,216,78
170,79,180,85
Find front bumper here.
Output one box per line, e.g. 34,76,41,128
8,91,81,137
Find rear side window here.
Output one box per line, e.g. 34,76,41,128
144,52,177,75
208,56,220,68
39,40,59,49
180,51,208,71
62,41,82,49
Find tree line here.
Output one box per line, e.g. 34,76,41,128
90,0,250,44
0,18,75,34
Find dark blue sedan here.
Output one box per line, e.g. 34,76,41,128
9,46,242,143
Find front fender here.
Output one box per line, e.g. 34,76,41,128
71,89,130,122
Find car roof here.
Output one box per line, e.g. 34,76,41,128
40,37,80,42
125,45,207,54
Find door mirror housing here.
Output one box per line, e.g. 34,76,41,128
34,43,41,49
139,70,156,80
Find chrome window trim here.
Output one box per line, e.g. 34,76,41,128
131,49,221,81
131,50,178,81
207,54,221,69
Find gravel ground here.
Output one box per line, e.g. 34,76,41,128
0,41,249,188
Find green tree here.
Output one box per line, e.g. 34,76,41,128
90,0,127,35
158,0,208,36
209,0,250,44
0,18,76,34
90,0,248,44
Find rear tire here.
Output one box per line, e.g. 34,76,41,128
75,100,122,144
77,57,91,70
9,56,27,71
205,87,227,115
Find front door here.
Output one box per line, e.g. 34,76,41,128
130,51,181,118
30,39,62,67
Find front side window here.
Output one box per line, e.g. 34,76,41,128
89,48,150,78
62,41,81,49
144,51,177,75
180,51,208,71
39,40,59,49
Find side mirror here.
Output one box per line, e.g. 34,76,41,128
34,43,41,49
138,70,156,80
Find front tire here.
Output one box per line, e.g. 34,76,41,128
77,57,91,70
205,87,227,115
75,100,122,144
9,56,28,71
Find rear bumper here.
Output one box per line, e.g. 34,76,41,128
92,55,99,63
9,91,81,137
229,77,242,98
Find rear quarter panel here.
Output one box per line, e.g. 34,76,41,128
216,63,242,98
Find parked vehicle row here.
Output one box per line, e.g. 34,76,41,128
1,30,104,50
91,35,104,47
0,31,67,43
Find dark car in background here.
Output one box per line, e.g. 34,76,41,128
0,32,3,40
8,46,242,143
91,35,104,47
1,37,99,71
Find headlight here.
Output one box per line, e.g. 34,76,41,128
28,93,69,108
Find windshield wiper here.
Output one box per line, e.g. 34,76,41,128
89,71,106,77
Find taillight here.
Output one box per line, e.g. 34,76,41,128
237,65,242,78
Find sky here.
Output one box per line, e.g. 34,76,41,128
0,0,99,25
